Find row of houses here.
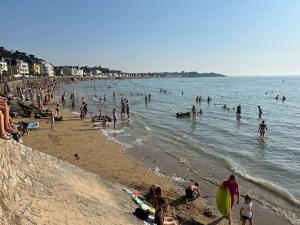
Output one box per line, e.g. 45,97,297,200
0,58,102,77
0,57,145,79
0,58,54,77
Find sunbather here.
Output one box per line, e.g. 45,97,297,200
0,97,18,133
145,184,162,207
155,197,177,225
0,111,11,140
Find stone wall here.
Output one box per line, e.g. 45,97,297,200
0,140,33,225
0,139,143,225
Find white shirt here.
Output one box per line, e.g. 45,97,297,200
241,202,253,217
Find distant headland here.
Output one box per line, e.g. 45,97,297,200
0,47,226,79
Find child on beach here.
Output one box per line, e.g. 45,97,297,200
240,195,253,225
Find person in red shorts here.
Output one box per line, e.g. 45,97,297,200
222,174,240,225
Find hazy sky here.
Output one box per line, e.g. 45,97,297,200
2,0,300,75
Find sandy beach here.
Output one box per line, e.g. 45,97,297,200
18,103,292,225
21,107,218,225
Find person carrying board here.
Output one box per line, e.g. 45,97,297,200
221,174,240,225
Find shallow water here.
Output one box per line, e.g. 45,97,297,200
60,77,300,224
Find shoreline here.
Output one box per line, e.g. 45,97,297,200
20,106,293,225
21,108,219,225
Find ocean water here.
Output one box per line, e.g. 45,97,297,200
60,77,300,224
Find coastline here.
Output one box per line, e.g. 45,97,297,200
21,108,218,225
20,106,293,225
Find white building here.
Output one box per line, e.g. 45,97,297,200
75,68,83,76
83,70,92,76
62,66,83,76
40,61,54,77
16,60,29,75
91,69,102,76
0,58,8,75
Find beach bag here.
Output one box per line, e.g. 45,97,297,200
12,132,21,142
134,208,149,220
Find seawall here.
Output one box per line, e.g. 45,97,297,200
0,139,143,225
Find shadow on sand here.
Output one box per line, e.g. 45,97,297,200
207,216,225,225
169,195,200,208
169,196,187,208
178,218,204,225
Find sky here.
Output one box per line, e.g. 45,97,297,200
1,0,300,75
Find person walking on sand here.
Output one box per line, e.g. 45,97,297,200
112,108,117,129
191,105,196,119
221,175,240,225
56,103,60,117
50,111,54,130
258,120,267,138
240,195,254,225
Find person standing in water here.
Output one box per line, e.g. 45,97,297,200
191,105,196,119
258,120,267,138
126,104,130,118
236,105,241,116
112,108,117,129
258,106,262,118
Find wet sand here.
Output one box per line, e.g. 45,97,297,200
20,107,291,225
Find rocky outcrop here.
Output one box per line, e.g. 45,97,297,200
0,139,143,225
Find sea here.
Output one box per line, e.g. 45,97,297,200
59,76,300,224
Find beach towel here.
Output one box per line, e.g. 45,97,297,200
122,188,155,214
27,122,40,130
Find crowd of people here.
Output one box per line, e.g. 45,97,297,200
0,78,66,140
140,174,253,225
190,95,270,139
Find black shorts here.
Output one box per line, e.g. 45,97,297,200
242,215,252,221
